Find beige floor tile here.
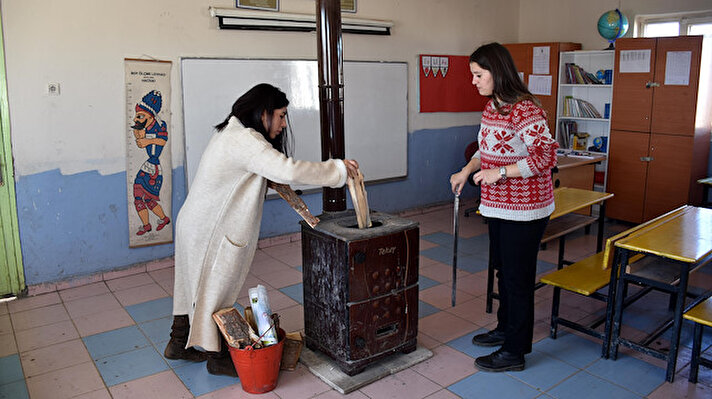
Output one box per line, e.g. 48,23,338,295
64,292,122,319
109,370,193,399
73,307,135,337
313,389,370,398
72,388,112,399
11,304,70,332
0,332,17,357
0,314,11,335
359,368,441,399
20,338,91,377
258,268,303,290
15,320,79,352
198,383,280,398
410,344,477,387
0,302,8,315
418,311,477,344
275,304,304,334
105,273,154,292
271,363,331,399
25,361,105,399
423,389,463,399
148,267,174,282
266,288,298,312
416,332,442,350
113,283,169,307
7,292,61,314
250,257,293,277
420,284,474,310
58,282,110,302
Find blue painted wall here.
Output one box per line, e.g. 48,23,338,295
15,125,479,285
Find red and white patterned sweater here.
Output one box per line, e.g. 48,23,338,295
474,99,559,221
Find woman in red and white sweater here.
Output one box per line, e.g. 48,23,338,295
450,42,559,372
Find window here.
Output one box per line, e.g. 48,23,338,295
636,10,712,38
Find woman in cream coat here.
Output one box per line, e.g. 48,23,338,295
164,83,359,376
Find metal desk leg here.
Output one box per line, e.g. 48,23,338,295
557,236,566,270
610,248,630,360
596,202,606,253
666,262,691,382
601,248,621,358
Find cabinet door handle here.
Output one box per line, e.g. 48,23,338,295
640,156,654,162
645,81,660,88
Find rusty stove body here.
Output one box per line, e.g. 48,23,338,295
301,211,419,375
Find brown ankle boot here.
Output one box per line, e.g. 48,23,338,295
164,315,207,362
206,338,238,377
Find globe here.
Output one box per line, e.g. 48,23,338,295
597,9,629,50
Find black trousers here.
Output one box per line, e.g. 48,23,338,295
488,216,549,355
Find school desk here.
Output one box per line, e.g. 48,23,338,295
609,205,712,382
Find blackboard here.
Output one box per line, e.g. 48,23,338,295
181,58,408,190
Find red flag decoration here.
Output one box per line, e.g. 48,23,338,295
419,54,488,113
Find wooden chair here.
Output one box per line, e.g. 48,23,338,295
682,296,712,383
540,206,687,357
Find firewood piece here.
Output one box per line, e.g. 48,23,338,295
347,170,372,229
267,181,320,228
212,307,260,348
280,332,304,371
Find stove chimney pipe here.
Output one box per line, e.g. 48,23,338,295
316,0,346,212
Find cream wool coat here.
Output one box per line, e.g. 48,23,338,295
173,116,347,352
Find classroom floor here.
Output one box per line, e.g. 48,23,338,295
2,201,712,399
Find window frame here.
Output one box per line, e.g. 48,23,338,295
635,10,712,37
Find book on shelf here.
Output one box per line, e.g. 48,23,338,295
558,120,577,149
562,96,603,118
564,63,604,85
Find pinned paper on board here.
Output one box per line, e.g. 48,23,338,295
619,49,651,73
532,46,550,75
528,74,552,96
664,51,692,86
422,56,431,77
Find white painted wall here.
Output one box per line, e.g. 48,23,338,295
1,0,520,178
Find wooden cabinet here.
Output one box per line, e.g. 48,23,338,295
607,36,711,223
503,42,581,122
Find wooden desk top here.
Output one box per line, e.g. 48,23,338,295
551,187,614,220
616,206,712,263
556,153,607,170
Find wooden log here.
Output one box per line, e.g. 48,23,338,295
347,170,372,229
267,181,320,228
212,307,261,349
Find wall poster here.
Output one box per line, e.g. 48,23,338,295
125,58,173,248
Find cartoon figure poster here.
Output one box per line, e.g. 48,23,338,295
125,59,173,247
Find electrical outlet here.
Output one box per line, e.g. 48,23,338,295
48,83,60,96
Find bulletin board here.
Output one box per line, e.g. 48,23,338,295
419,54,488,113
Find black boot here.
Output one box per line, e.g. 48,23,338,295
474,348,525,372
206,338,238,377
164,315,207,362
471,329,506,347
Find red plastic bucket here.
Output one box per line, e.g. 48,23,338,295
228,328,285,394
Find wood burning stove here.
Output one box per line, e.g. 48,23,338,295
301,211,419,375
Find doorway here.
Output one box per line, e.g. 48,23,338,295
0,10,25,297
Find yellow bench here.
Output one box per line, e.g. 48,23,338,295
540,206,688,357
683,296,712,383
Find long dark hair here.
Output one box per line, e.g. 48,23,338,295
215,83,293,155
470,43,542,114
